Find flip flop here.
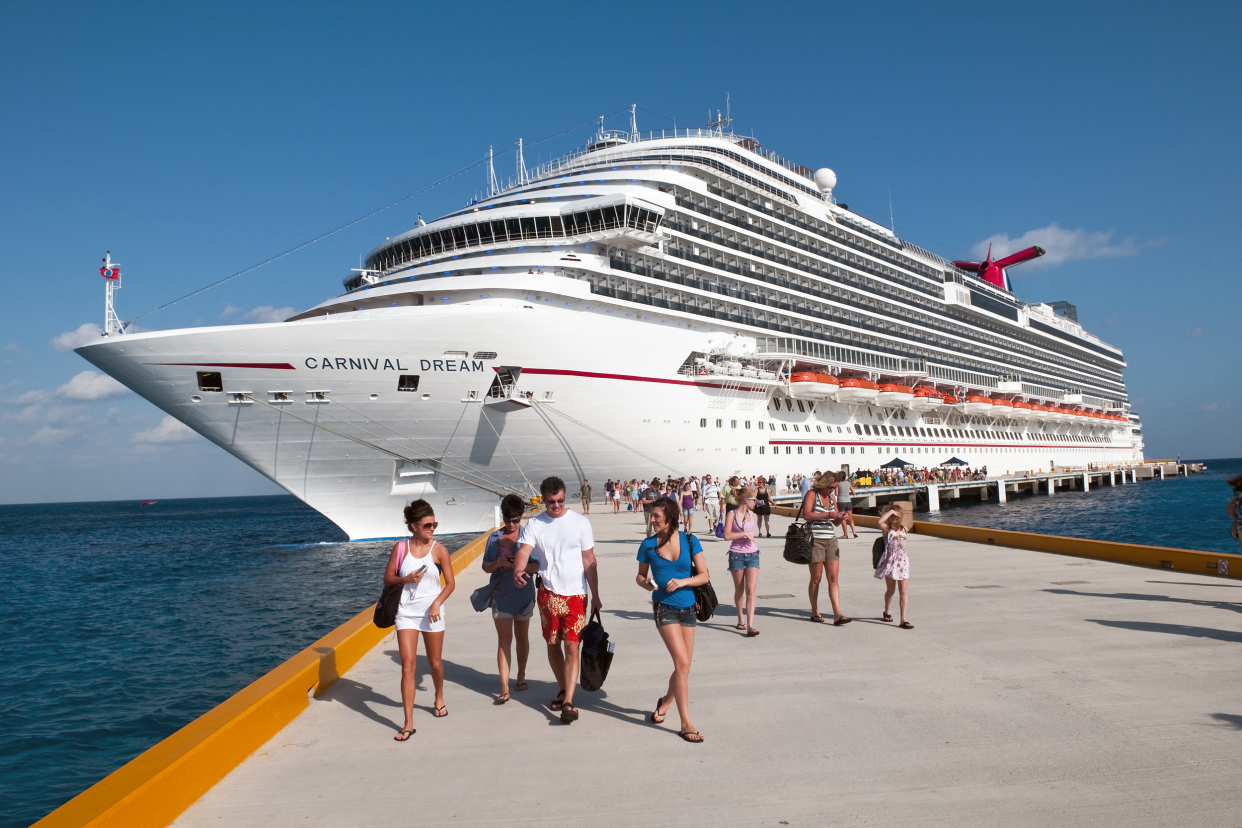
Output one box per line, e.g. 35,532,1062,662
550,690,565,711
882,613,893,622
514,680,528,691
495,694,510,705
833,616,853,626
809,615,825,623
434,704,448,717
900,621,915,630
650,695,668,724
679,730,704,743
560,703,579,723
393,728,415,742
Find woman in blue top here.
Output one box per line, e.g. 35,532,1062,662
636,496,710,743
481,494,540,704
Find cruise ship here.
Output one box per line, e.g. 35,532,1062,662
77,113,1145,539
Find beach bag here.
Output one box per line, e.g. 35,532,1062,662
685,532,718,621
715,518,725,539
872,535,886,570
783,520,813,565
578,610,614,692
373,540,406,628
627,502,633,511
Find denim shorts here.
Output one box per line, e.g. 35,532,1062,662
654,603,697,627
728,551,760,571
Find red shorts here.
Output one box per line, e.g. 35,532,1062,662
537,587,588,645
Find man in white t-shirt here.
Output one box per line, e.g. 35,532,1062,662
512,476,601,724
700,474,721,532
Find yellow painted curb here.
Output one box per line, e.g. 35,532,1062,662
35,529,493,828
771,505,1240,579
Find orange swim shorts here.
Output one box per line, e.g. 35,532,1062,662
537,587,588,645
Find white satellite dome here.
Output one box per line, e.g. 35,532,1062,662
813,168,837,194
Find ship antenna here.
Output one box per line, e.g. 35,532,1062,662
707,94,732,136
629,103,638,139
516,138,527,186
487,146,498,197
888,186,895,233
101,251,125,336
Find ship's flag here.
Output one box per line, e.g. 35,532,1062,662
101,266,120,279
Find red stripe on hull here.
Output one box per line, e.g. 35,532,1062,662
146,362,297,370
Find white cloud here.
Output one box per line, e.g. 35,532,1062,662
245,306,295,324
11,389,51,405
56,371,130,401
51,323,103,352
132,416,196,443
29,426,75,445
221,305,242,320
1198,401,1231,414
3,342,18,352
970,224,1153,269
1186,326,1205,339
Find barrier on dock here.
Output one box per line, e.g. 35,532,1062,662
35,529,494,828
770,506,1240,580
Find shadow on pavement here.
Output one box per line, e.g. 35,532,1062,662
1087,619,1242,643
1046,588,1242,614
1209,713,1242,730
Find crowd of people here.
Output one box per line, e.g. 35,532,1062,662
383,469,913,745
849,465,989,487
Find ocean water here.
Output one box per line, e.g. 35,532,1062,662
925,457,1242,555
3,463,1239,826
0,496,473,828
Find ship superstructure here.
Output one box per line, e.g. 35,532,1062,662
77,116,1144,538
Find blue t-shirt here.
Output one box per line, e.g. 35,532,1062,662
636,531,701,608
481,530,537,614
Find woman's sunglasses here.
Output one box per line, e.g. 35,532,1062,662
418,521,438,530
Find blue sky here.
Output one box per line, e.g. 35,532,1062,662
1,1,1238,504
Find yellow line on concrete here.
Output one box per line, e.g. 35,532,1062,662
770,505,1240,579
35,530,493,828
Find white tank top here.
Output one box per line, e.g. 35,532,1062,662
397,539,442,607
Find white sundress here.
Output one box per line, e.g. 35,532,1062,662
394,540,445,632
874,528,910,581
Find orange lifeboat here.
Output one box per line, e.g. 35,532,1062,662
1009,401,1034,419
836,377,880,403
876,383,915,406
991,398,1014,416
960,395,995,415
908,386,944,412
1029,404,1050,421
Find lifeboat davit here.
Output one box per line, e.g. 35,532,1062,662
960,395,995,415
790,372,830,399
876,383,915,406
908,387,944,412
1008,401,1033,419
836,378,880,403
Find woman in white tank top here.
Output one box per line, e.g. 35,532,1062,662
384,499,456,741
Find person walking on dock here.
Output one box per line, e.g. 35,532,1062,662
636,496,709,743
835,472,858,539
641,478,661,537
701,475,721,534
481,494,539,704
753,478,772,538
386,499,456,740
801,474,850,625
681,482,697,534
725,486,762,636
580,479,592,515
512,477,602,724
875,508,912,629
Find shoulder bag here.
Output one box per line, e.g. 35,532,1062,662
783,498,814,565
684,532,719,621
373,540,408,628
579,609,614,691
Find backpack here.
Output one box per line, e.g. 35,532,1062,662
872,535,886,570
578,610,614,691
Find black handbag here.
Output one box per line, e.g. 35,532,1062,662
685,532,718,621
374,540,408,628
783,520,814,564
579,610,614,691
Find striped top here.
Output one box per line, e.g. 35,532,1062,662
807,490,837,539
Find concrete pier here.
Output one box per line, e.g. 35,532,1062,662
169,509,1242,828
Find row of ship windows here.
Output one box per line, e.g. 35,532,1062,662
699,418,1112,444
662,209,1123,378
646,246,1122,392
594,270,1124,400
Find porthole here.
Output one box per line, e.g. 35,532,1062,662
369,393,380,400
190,395,202,403
421,393,431,400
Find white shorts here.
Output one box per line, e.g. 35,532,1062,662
395,600,445,633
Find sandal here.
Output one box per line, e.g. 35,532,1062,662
735,623,746,630
514,680,528,692
882,613,893,622
650,695,669,724
679,730,704,743
833,616,853,626
495,693,510,705
550,689,565,711
433,704,448,717
746,628,761,637
560,703,579,723
393,728,415,742
809,614,825,623
899,621,914,630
